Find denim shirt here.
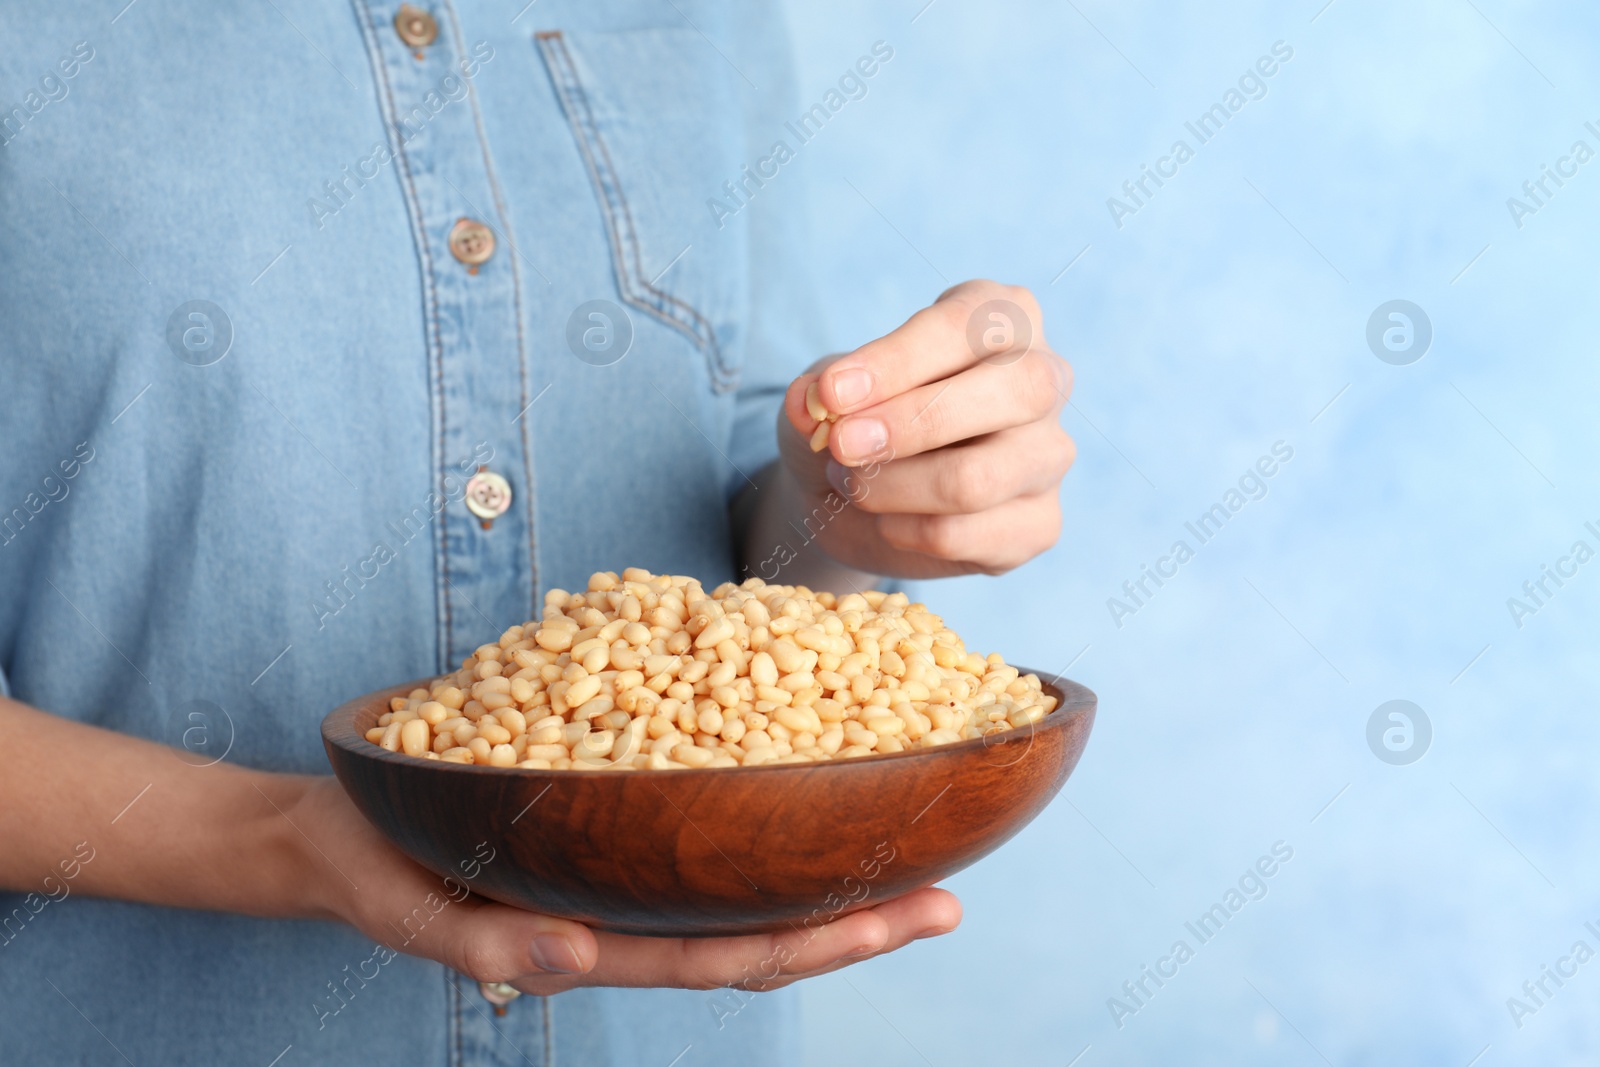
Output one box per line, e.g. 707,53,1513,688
0,2,821,1062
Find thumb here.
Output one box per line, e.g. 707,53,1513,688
405,895,599,985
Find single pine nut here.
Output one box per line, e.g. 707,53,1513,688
672,743,715,768
400,719,430,757
805,380,830,422
535,628,573,652
843,725,879,749
573,730,615,760
476,722,512,746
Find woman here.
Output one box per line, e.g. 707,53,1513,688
0,2,1073,1063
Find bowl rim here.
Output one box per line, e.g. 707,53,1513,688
323,667,1095,778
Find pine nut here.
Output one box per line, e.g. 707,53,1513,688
475,722,510,746
573,730,615,761
843,725,878,749
672,743,715,767
806,420,830,452
535,627,573,652
805,380,830,423
400,719,430,757
775,706,823,736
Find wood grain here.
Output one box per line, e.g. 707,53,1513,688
322,669,1095,937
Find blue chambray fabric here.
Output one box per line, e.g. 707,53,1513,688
0,1,821,1063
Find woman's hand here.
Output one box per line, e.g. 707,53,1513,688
296,777,962,994
0,692,959,997
777,280,1075,580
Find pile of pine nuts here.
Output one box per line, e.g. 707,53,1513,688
366,569,1057,771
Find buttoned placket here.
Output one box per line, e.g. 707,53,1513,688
354,0,540,671
352,4,546,1063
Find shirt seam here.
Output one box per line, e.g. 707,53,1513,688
534,30,738,394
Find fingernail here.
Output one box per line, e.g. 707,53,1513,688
830,367,873,409
836,418,887,463
530,933,581,974
843,943,880,959
913,925,953,940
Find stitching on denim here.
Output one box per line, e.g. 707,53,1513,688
542,995,553,1066
535,31,738,393
445,970,455,1067
351,0,455,666
452,971,463,1067
533,35,633,322
442,2,542,617
576,79,721,362
545,34,722,363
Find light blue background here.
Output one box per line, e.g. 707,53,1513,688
769,1,1600,1064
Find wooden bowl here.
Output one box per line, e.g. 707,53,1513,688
322,670,1095,937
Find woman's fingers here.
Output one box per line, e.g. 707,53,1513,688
826,349,1068,465
773,888,964,983
876,491,1064,574
570,907,891,991
504,888,962,994
816,281,1043,415
832,421,1076,516
302,780,599,990
407,896,599,988
320,785,961,999
754,887,963,986
776,279,1072,577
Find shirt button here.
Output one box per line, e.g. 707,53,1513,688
394,5,438,51
449,218,496,272
465,467,512,530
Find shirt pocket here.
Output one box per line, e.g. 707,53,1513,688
536,28,748,393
